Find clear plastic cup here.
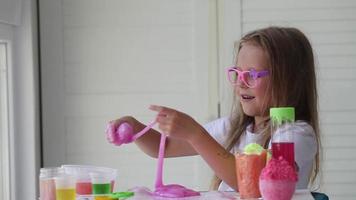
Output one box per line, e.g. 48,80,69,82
235,151,266,199
39,167,64,200
76,174,92,195
90,166,117,192
54,175,76,200
62,165,117,194
62,165,92,195
90,172,112,195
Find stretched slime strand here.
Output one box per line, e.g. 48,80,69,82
155,134,166,188
132,120,157,141
153,133,200,197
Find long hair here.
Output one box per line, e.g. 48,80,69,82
210,26,320,190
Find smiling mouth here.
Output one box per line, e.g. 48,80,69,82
241,95,255,100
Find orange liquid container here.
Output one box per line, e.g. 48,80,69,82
235,151,266,199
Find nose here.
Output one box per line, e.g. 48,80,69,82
236,75,248,88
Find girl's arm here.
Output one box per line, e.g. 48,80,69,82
135,127,200,158
110,116,198,157
189,127,237,190
150,105,238,190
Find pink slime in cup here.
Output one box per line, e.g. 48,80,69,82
259,156,298,200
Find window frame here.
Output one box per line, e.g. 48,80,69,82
0,40,12,200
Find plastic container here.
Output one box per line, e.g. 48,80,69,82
39,167,64,200
260,179,296,200
270,107,296,168
264,107,299,200
90,172,112,195
62,165,117,195
259,156,298,200
235,151,266,199
94,195,112,200
54,175,76,200
62,165,92,195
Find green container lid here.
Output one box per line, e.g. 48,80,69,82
270,107,295,124
109,191,134,199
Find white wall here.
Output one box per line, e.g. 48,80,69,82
0,0,22,26
40,0,218,191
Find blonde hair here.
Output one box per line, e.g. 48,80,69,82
210,26,320,190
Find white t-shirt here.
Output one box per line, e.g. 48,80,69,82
203,117,317,191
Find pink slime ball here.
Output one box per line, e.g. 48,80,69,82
117,122,134,144
106,122,134,146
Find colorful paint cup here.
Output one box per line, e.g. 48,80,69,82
90,172,112,195
54,175,76,200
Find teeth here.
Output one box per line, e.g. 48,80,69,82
242,95,254,99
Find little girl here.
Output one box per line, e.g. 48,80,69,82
108,26,320,191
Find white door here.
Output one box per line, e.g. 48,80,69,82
40,0,219,190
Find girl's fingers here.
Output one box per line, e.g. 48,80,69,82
156,112,167,118
155,115,173,125
149,105,163,112
150,105,182,136
158,123,169,133
111,116,134,126
155,115,166,124
149,105,175,115
158,123,175,136
109,119,123,128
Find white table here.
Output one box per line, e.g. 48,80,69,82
126,188,314,200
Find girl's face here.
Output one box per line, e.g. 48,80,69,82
235,42,271,117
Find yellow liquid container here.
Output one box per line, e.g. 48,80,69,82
55,188,76,200
94,196,112,200
54,175,76,200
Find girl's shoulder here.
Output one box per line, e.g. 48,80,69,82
203,117,230,128
293,120,316,137
203,117,231,145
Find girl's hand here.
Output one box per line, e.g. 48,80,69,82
106,116,140,145
149,105,205,143
106,116,138,132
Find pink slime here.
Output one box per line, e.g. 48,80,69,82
154,134,200,198
106,121,156,146
106,120,200,197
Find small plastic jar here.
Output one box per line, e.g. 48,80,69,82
39,167,64,200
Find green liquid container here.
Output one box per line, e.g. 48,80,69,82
92,183,111,194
